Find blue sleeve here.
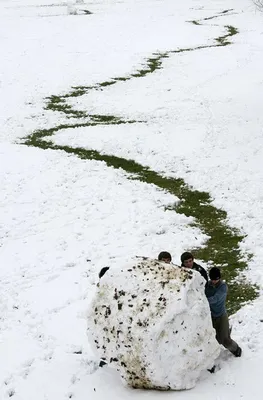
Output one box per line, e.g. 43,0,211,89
206,284,227,305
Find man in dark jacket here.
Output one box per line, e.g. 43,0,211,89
180,252,208,282
205,267,242,357
158,251,172,264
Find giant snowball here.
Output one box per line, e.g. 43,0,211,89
87,257,220,390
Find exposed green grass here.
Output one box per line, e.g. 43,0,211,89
22,10,257,314
221,9,234,14
45,95,88,117
23,130,258,314
43,12,238,121
190,9,235,24
216,25,238,46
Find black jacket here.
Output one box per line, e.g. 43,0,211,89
192,262,208,282
181,262,208,282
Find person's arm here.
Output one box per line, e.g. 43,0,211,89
206,283,227,305
99,266,110,278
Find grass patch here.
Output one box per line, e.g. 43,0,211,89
42,15,238,120
23,131,258,314
190,9,235,24
45,95,87,118
22,10,257,314
216,25,238,46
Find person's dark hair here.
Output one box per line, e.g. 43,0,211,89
209,267,221,280
158,251,172,261
99,266,110,279
180,252,193,263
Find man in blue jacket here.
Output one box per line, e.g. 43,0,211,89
205,267,242,357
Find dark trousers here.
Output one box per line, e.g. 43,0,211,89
212,314,238,353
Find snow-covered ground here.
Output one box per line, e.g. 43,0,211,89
1,0,263,398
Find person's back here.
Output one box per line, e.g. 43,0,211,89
205,267,242,358
205,279,227,318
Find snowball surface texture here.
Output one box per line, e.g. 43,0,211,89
87,257,220,390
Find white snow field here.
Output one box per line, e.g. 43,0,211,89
1,0,263,398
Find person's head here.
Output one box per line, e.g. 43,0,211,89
209,267,221,285
158,251,172,264
181,252,194,268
